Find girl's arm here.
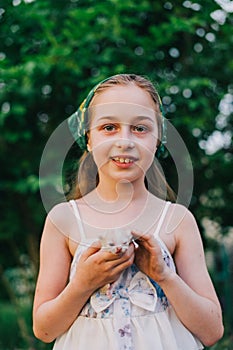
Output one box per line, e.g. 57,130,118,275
133,205,224,347
33,208,135,343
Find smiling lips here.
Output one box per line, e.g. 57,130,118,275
111,156,137,166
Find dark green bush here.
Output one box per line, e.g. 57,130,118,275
0,302,52,350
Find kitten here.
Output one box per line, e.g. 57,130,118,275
99,229,133,254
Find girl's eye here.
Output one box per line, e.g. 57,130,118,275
103,124,117,132
132,125,148,133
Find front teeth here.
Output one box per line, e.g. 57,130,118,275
113,157,133,164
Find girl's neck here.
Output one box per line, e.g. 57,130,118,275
96,178,148,203
82,178,150,216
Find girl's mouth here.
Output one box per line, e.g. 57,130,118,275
111,156,134,164
110,156,137,167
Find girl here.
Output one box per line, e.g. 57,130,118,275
33,74,223,349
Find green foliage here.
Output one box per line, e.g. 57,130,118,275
0,302,52,350
0,0,232,347
0,302,21,349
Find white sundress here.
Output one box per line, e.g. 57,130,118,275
53,200,203,350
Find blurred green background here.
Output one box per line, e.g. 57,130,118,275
0,0,232,349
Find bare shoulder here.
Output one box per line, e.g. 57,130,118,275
48,201,73,223
166,202,199,237
157,201,198,255
162,202,202,252
167,203,207,276
46,201,77,237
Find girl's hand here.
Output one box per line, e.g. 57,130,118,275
73,242,135,292
132,232,171,283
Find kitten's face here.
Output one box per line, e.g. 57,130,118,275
99,229,132,253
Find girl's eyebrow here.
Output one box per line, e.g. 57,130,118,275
134,116,155,122
95,115,155,122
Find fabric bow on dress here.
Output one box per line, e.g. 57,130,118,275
90,271,158,350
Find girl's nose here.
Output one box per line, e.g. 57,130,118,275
115,139,135,149
115,128,135,149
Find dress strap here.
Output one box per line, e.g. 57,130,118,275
69,200,86,241
154,201,171,237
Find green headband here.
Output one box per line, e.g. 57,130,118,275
68,76,167,157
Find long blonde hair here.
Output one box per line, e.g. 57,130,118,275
67,74,176,201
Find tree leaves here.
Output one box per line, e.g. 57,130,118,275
0,0,232,346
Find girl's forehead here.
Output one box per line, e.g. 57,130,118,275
90,84,156,109
88,102,156,124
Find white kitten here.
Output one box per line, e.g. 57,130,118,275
99,229,133,254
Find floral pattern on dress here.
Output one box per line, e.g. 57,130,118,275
73,241,175,350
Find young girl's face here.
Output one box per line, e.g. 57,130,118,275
87,84,159,185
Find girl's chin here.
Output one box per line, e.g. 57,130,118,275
100,172,145,185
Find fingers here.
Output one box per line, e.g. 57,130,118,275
132,232,163,261
94,243,135,285
81,240,135,268
75,241,135,289
107,244,135,275
104,242,135,263
132,231,156,248
80,241,101,261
